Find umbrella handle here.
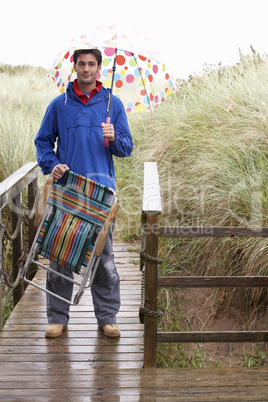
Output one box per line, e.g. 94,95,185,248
104,117,110,147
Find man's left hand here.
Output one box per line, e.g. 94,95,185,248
101,122,115,143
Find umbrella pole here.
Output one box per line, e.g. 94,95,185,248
105,48,118,147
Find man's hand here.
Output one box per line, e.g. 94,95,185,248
101,122,115,143
51,164,70,179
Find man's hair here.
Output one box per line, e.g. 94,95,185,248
73,49,102,66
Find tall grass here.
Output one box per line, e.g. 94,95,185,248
120,51,268,274
0,64,58,181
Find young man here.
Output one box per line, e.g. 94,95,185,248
35,49,133,339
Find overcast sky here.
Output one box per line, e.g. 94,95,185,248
1,0,268,79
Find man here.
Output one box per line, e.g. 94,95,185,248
35,48,133,339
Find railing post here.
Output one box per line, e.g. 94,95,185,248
0,209,3,330
142,162,162,368
27,178,38,280
12,193,24,306
144,213,159,368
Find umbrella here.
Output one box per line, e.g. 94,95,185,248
49,25,176,146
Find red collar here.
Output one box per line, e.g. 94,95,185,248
73,79,103,104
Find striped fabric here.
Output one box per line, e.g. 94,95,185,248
48,185,110,226
64,170,109,202
37,171,113,274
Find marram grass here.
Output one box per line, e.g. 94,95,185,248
0,64,58,180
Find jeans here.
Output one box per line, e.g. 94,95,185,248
46,226,120,327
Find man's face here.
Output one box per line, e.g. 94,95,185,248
73,53,101,88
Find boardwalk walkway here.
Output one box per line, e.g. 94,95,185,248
0,242,268,400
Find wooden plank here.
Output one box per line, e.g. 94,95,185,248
0,367,268,384
0,368,267,400
158,276,268,287
0,330,144,339
0,337,144,347
0,162,40,210
2,324,143,332
157,331,268,343
159,225,268,238
0,353,144,362
142,162,161,214
0,388,267,401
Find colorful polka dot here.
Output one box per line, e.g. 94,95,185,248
138,55,147,62
140,78,146,86
166,88,173,97
104,48,116,57
116,80,123,88
126,74,134,83
104,79,111,88
116,55,126,65
135,104,147,112
129,59,137,67
102,58,110,66
102,69,109,77
114,73,121,82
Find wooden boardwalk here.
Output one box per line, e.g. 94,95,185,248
0,242,268,400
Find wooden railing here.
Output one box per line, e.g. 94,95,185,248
0,162,40,329
141,162,268,368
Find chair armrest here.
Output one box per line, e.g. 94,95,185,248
94,203,120,257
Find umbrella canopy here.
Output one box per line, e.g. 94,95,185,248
49,25,176,114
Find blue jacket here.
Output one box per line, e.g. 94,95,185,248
35,82,133,189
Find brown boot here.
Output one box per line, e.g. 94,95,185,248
100,324,120,339
45,324,67,338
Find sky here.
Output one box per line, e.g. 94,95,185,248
1,0,268,80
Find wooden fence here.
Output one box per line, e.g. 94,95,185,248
141,162,268,368
0,162,40,329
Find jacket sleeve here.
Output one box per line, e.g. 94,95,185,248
34,100,61,175
109,98,133,157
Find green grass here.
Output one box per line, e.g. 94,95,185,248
241,344,266,367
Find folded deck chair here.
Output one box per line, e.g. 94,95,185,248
21,170,119,305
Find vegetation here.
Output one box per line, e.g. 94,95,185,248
1,48,268,366
0,64,58,180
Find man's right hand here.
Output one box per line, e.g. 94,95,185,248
51,164,70,179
